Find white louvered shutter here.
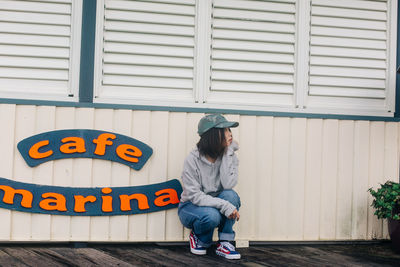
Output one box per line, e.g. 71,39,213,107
206,0,296,108
95,0,196,104
305,0,396,116
0,0,81,100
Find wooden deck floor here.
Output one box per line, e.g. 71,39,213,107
0,242,399,266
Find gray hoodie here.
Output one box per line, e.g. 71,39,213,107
180,141,239,217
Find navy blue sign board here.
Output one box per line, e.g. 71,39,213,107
17,129,153,171
0,177,182,216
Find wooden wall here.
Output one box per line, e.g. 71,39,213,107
0,104,397,241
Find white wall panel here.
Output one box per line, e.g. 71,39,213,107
0,105,398,242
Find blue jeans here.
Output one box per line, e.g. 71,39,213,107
178,190,241,248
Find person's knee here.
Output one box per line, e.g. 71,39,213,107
218,190,241,209
198,209,221,230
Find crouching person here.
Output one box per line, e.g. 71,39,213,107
178,114,241,260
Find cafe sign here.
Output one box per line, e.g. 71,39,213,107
0,130,182,216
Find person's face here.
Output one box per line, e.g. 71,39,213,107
224,128,232,147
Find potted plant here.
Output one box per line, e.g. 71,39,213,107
369,181,400,253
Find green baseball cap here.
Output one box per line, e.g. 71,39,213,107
198,114,239,136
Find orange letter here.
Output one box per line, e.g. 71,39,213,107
0,185,33,208
101,187,113,212
28,140,53,159
93,133,116,156
116,144,142,163
120,194,149,211
74,195,96,212
154,189,179,207
39,192,67,211
60,137,86,154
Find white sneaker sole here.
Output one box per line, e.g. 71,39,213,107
190,247,207,255
216,250,241,259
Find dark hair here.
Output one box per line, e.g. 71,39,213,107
197,128,226,159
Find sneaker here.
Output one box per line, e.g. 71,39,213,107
189,231,207,255
216,241,241,260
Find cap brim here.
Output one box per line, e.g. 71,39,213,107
214,121,239,128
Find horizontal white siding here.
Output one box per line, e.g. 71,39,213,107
0,104,397,241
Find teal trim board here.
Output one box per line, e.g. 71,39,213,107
79,0,96,103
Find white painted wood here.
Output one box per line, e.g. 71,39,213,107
12,105,36,240
166,112,187,240
319,120,339,240
147,111,169,241
304,119,323,240
368,122,385,239
255,117,273,240
383,122,399,238
109,109,131,241
287,118,307,240
51,107,74,240
352,121,370,239
70,108,94,241
235,115,257,240
31,106,56,240
90,109,114,241
128,111,152,241
0,104,15,240
336,120,354,239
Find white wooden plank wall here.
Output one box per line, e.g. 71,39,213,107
0,104,398,241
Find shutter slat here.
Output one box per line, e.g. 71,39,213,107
311,16,386,30
213,39,294,53
0,44,69,58
0,1,71,14
212,60,294,74
213,18,295,33
311,26,386,40
104,42,193,58
312,6,386,20
213,50,294,64
0,55,69,69
213,8,295,23
213,70,293,84
0,11,71,25
105,0,195,15
0,67,68,81
309,86,385,99
310,76,385,89
310,66,386,79
310,56,386,69
0,22,70,36
103,75,192,89
310,46,386,59
104,53,193,68
0,33,69,47
213,29,295,44
104,32,194,47
312,0,387,11
105,21,194,36
212,81,293,94
103,64,193,78
311,36,386,49
105,10,194,26
214,0,296,13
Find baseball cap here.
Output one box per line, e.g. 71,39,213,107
197,114,239,136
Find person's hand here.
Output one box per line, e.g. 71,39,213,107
228,209,240,221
